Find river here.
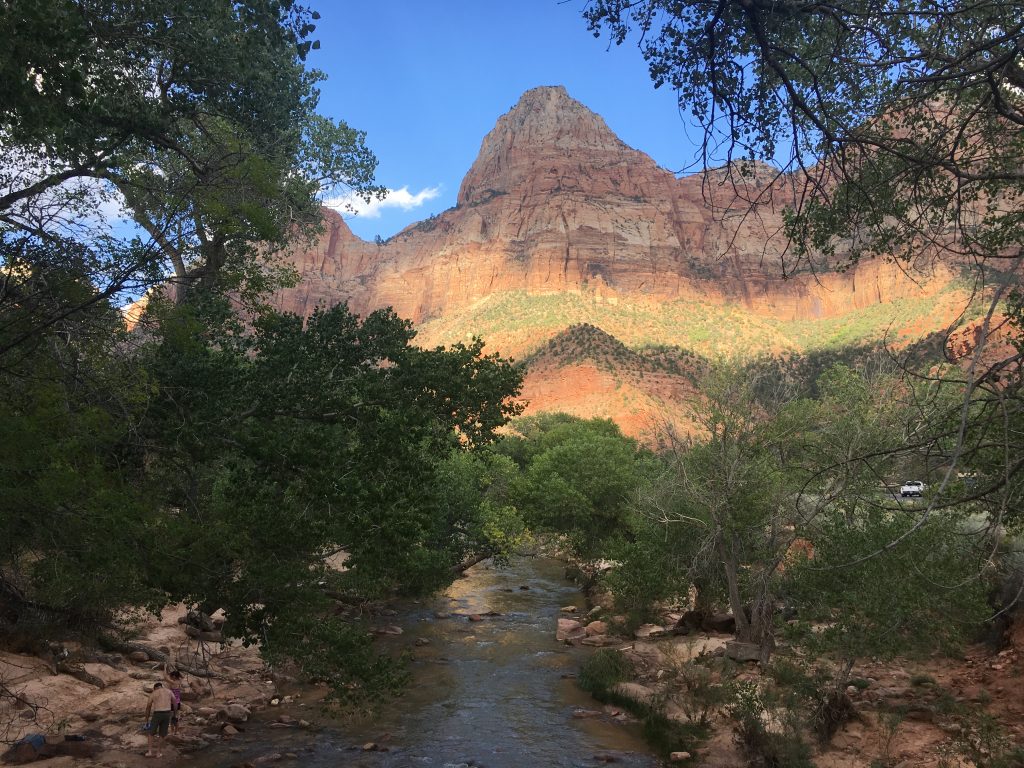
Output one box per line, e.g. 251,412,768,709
194,556,657,767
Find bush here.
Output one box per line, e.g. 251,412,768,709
730,682,815,768
578,649,633,697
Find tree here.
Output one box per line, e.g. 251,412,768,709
0,289,524,702
498,415,656,562
0,287,162,639
648,364,812,661
585,0,1024,630
584,0,1023,279
1,0,383,361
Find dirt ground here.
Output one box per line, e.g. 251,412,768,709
599,613,1024,768
0,606,310,767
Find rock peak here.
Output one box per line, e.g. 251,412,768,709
458,85,637,206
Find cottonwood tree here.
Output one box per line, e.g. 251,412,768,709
497,415,656,562
584,0,1023,276
0,2,526,705
1,0,382,361
644,364,812,662
585,0,1024,628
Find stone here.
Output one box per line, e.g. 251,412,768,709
468,614,483,622
254,753,283,764
725,641,762,663
634,624,667,639
560,606,578,613
702,613,737,634
585,620,608,636
82,663,126,687
669,635,728,663
220,703,250,723
222,724,238,736
669,752,692,762
556,618,584,642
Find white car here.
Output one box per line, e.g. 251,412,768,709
900,480,926,497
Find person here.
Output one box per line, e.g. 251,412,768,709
144,681,174,758
162,666,183,734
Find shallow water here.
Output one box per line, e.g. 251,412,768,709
195,557,656,767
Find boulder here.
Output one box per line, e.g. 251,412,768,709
702,613,737,634
669,635,729,663
556,618,584,642
220,703,250,723
82,663,126,687
183,625,225,643
634,624,667,639
585,620,608,636
724,641,762,662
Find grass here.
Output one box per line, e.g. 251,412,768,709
414,283,976,361
577,649,710,759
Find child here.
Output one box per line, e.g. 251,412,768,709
163,666,183,734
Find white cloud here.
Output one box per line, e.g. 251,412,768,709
325,185,441,219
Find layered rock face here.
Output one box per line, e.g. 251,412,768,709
272,85,949,331
268,85,961,436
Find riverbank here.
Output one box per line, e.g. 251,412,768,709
2,558,660,768
559,592,1024,767
1,605,307,766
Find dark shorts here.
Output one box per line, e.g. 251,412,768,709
150,710,172,737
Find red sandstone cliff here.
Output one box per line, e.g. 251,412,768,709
264,86,969,436
272,86,952,335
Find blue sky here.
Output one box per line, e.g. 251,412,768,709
307,1,702,241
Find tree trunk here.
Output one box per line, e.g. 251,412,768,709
449,552,492,576
720,534,752,641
